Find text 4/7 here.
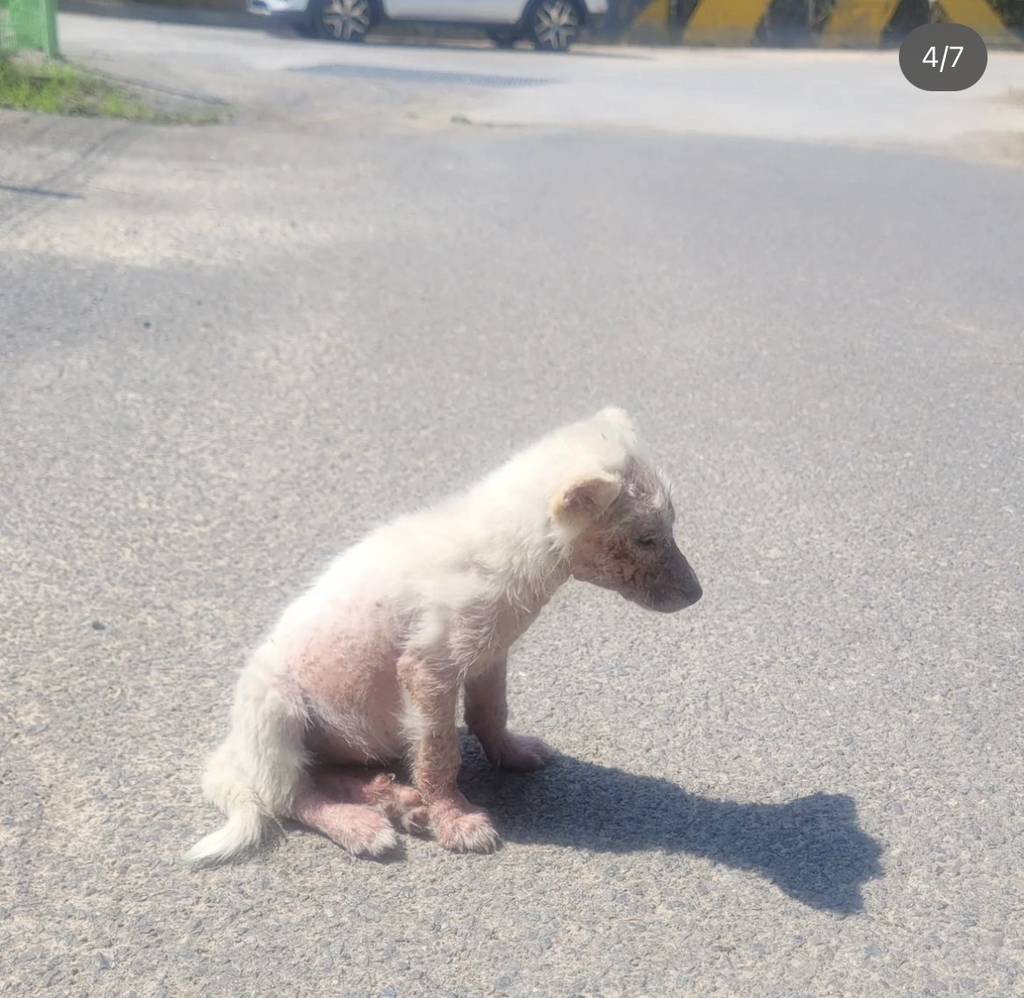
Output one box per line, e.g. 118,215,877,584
923,45,964,72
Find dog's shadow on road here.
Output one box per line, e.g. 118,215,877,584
459,742,884,915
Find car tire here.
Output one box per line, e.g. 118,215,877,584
312,0,374,41
529,0,581,51
486,27,520,48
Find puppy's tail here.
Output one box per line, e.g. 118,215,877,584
185,799,268,866
186,662,308,867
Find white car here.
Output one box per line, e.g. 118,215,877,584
248,0,607,51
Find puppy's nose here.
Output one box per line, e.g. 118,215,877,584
678,557,702,605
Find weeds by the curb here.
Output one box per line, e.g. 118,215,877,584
0,55,223,124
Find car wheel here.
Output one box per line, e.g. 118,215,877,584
530,0,580,51
313,0,373,41
486,27,520,48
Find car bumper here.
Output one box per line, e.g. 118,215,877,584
247,0,309,17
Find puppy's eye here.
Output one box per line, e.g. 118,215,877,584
635,536,657,548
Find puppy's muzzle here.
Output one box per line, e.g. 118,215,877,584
651,549,702,613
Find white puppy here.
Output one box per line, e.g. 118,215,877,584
187,407,701,864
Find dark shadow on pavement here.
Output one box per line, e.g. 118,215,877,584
0,184,84,200
460,742,884,915
292,61,554,88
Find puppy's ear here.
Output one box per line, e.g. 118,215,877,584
552,472,622,525
595,406,637,446
596,407,634,435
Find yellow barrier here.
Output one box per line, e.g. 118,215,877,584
634,0,672,26
937,0,1020,43
632,0,1021,47
821,0,901,46
683,0,773,44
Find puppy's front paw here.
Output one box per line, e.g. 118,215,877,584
431,804,501,853
498,733,555,772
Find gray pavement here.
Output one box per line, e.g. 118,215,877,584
1,12,1023,997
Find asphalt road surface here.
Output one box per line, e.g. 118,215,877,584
2,11,1023,997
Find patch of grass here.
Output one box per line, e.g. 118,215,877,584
0,56,221,123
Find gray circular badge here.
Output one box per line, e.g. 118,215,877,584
900,23,988,92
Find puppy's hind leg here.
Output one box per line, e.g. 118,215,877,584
289,776,399,858
321,770,429,835
369,777,430,835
